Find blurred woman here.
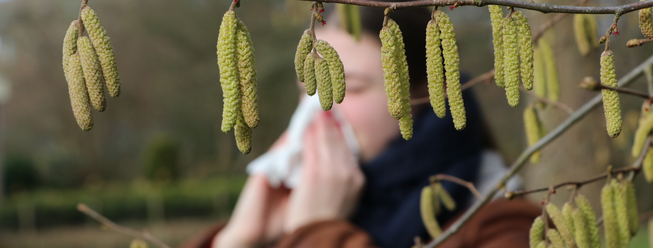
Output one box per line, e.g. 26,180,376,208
182,5,540,248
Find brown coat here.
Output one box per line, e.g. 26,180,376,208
179,199,541,248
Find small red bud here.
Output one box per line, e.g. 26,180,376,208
319,9,324,13
449,6,455,10
541,201,546,205
613,31,619,36
321,21,327,26
552,189,556,194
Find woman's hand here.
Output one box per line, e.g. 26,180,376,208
284,111,365,233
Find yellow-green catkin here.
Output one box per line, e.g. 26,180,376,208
380,25,403,120
524,104,542,163
337,4,362,41
546,203,577,248
387,19,412,126
535,241,546,248
644,145,653,182
639,2,653,39
66,54,93,131
426,19,446,119
81,6,120,98
540,39,559,102
235,111,252,155
130,239,148,248
63,21,79,74
574,15,591,56
533,47,547,106
420,186,442,239
489,5,505,88
315,57,333,111
572,208,590,248
77,36,106,112
503,16,520,107
437,11,466,130
316,40,346,104
575,195,600,248
236,21,259,128
562,202,575,233
434,183,456,211
612,179,631,248
602,182,621,248
217,10,240,133
294,30,313,83
513,11,533,91
530,216,545,248
547,229,567,248
399,109,413,140
600,50,622,138
584,15,598,49
623,180,638,236
632,111,653,157
303,54,317,96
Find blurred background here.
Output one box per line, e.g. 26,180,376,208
1,0,653,247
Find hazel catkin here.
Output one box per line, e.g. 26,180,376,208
624,180,638,236
600,50,622,138
502,16,520,107
489,5,505,88
546,203,577,248
585,15,598,49
529,216,544,248
236,20,259,128
546,229,567,248
513,11,533,91
437,11,466,130
386,19,412,129
611,179,631,248
315,57,333,111
78,36,107,112
303,53,317,96
399,107,413,140
632,109,653,157
295,30,313,83
639,2,653,39
434,183,455,211
572,208,590,248
217,10,240,133
533,47,547,106
540,40,559,102
602,182,621,248
562,202,575,233
81,6,120,98
380,24,404,120
420,186,442,239
316,40,346,104
426,19,446,119
63,20,79,74
66,54,94,131
235,111,252,155
523,104,542,163
574,14,591,56
575,194,601,248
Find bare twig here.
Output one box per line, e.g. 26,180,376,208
627,38,653,48
430,174,482,199
77,203,171,248
521,87,574,114
599,85,652,100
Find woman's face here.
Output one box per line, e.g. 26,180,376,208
313,26,400,162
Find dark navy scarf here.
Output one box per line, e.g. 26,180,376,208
350,89,484,248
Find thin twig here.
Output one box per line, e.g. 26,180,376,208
305,0,653,14
424,54,653,248
521,87,574,114
77,203,171,248
600,85,652,100
531,0,588,42
627,38,653,48
431,174,482,199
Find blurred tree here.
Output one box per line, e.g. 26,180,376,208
3,154,39,195
143,134,179,183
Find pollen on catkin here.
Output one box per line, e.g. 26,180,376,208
574,14,591,56
575,195,600,248
66,54,93,131
523,104,542,163
63,20,79,74
303,53,317,96
639,2,653,39
546,203,577,248
602,182,621,248
529,216,544,248
502,16,520,107
533,47,547,107
295,30,313,83
426,19,446,119
546,229,567,248
387,19,412,125
235,111,252,155
315,40,346,104
399,110,413,140
623,180,638,236
81,6,120,98
315,56,333,111
380,25,403,120
572,208,590,248
540,40,559,102
236,20,259,128
489,5,505,88
420,186,442,239
437,11,466,130
611,179,631,248
600,50,622,138
78,36,106,112
217,10,240,133
513,11,533,91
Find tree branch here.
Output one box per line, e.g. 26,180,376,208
430,174,482,199
306,0,653,14
423,53,653,248
77,203,171,248
521,87,574,114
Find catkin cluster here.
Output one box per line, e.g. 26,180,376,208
419,182,456,239
523,104,545,163
217,10,259,154
600,50,622,138
62,5,121,131
639,0,653,39
538,40,560,103
573,14,598,56
601,179,639,248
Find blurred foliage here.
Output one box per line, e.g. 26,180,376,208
3,154,40,195
142,134,179,183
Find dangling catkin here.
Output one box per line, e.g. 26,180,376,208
535,241,545,248
523,104,542,163
546,203,577,248
81,6,120,98
513,11,533,91
77,36,106,112
503,16,520,107
632,110,653,157
572,208,590,248
600,50,622,138
426,19,446,119
387,19,412,130
217,10,240,133
611,179,630,248
235,111,252,155
489,5,505,88
315,57,333,111
585,15,598,49
380,24,403,120
337,5,362,41
602,182,621,248
623,180,638,236
546,229,567,248
420,186,442,239
539,39,559,102
529,216,544,248
399,110,413,140
63,21,79,74
66,54,93,131
575,195,600,248
562,202,575,232
437,11,466,130
645,145,653,182
295,30,313,83
639,2,653,39
434,183,456,211
574,15,591,56
533,47,547,106
315,40,346,104
303,54,317,96
236,20,259,128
